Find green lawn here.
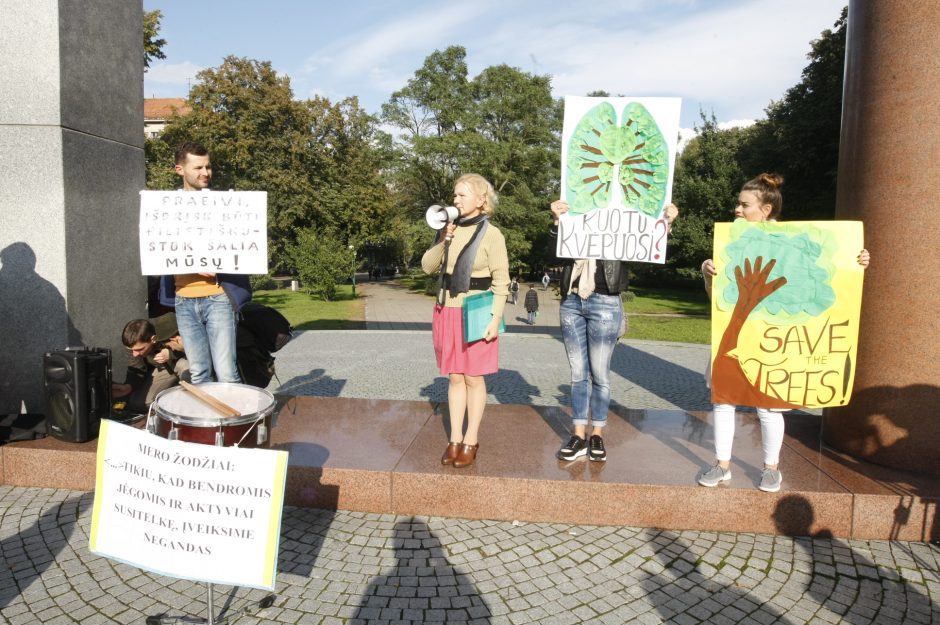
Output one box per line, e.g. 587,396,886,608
253,281,711,344
395,272,436,296
252,286,365,330
625,285,710,315
626,314,711,344
622,285,711,344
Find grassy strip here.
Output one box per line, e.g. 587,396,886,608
625,285,710,316
251,286,365,330
395,273,435,296
625,315,710,344
252,279,710,343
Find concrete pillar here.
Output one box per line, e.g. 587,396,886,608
824,0,940,475
0,1,146,414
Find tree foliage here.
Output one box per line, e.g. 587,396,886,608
287,229,357,301
146,56,399,276
141,8,848,289
382,46,562,275
654,7,847,284
737,7,848,220
670,113,752,267
719,222,836,322
143,10,167,70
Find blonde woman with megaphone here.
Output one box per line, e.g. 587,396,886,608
421,174,509,469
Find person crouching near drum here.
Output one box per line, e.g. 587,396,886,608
112,313,190,414
422,174,510,469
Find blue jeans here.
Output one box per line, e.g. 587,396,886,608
175,293,241,384
560,293,623,428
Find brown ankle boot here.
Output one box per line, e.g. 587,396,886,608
441,442,461,465
453,443,479,468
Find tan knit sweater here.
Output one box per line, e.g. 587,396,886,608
421,222,510,321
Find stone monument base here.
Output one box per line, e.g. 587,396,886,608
2,396,936,540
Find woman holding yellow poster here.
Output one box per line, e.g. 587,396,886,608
698,174,870,493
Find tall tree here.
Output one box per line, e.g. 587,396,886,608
382,47,562,274
666,112,754,280
143,10,167,70
147,56,396,274
746,7,848,219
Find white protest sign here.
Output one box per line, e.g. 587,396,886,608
558,96,681,264
89,420,287,590
139,190,268,275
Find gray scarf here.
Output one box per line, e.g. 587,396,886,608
437,214,488,305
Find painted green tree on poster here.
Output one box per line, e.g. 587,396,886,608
713,222,839,408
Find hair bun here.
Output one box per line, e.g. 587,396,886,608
759,173,784,189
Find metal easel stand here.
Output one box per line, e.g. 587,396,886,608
145,583,275,625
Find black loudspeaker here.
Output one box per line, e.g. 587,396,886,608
43,348,111,443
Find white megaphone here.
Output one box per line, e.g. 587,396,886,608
425,204,459,230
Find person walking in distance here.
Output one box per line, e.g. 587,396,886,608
524,285,539,325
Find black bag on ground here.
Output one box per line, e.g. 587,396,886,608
236,324,277,388
238,303,293,353
0,413,46,445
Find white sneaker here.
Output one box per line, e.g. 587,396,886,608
759,468,782,493
698,464,731,487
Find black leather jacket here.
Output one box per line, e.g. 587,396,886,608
549,228,629,299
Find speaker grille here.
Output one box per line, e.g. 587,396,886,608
43,349,110,443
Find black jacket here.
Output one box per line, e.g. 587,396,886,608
524,288,539,312
549,228,629,299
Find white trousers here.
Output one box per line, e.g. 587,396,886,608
712,404,784,466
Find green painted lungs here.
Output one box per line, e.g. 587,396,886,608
565,101,669,216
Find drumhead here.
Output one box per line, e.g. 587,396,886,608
153,383,275,426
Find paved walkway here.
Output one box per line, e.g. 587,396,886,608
1,281,937,624
360,279,562,332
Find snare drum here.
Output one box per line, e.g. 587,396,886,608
148,383,275,448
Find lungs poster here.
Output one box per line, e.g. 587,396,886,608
710,221,865,408
557,96,681,264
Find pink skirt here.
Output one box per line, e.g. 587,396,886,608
432,305,499,376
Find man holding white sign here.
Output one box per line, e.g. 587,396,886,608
155,142,252,384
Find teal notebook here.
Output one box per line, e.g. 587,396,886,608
462,290,506,343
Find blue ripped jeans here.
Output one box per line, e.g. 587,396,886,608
560,293,623,428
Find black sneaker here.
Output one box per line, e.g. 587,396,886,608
557,435,587,461
588,435,607,462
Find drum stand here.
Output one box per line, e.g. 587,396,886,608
145,583,275,625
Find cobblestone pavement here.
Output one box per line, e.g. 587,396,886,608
1,281,936,623
1,487,938,624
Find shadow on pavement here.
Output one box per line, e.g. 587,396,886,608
0,491,92,610
610,343,711,412
350,517,490,624
276,368,348,397
774,494,937,623
639,527,795,624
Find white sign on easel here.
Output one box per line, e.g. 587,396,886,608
89,420,287,590
139,190,268,275
557,96,681,264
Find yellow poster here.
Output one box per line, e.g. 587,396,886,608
710,221,865,409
